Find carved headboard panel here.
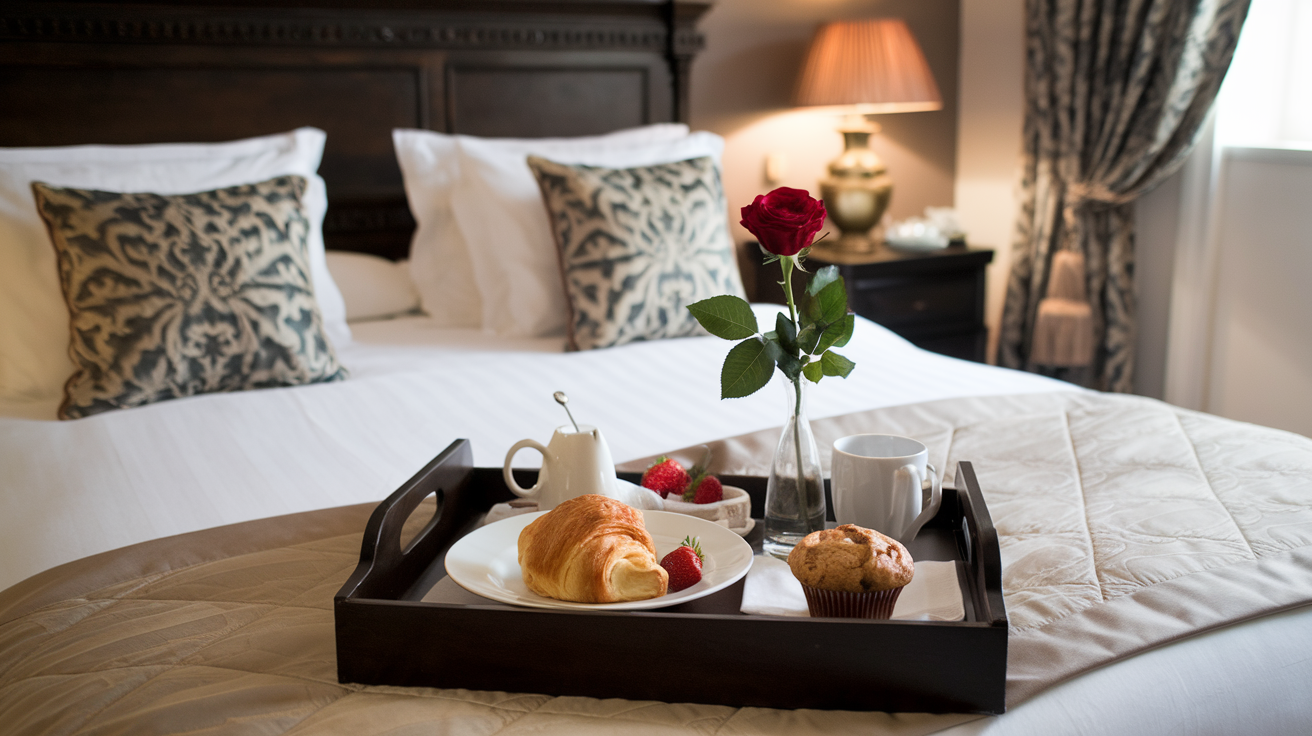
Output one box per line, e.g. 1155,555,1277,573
0,0,708,259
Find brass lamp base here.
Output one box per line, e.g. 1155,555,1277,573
818,116,892,253
817,232,880,255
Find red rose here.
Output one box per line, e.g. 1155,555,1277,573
739,187,827,257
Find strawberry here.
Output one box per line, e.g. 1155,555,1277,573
660,536,704,592
685,474,723,504
640,456,689,499
681,449,723,505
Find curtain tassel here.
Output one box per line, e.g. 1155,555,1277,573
1030,250,1094,367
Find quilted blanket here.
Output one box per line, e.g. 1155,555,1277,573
1,391,1310,735
625,390,1312,704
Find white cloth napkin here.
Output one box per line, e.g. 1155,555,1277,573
740,555,965,621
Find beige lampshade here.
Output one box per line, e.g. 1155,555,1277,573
795,19,942,113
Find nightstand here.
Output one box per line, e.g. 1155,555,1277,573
750,243,995,363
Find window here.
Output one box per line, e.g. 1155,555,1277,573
1215,0,1312,148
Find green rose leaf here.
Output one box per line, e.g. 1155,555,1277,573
816,313,856,353
775,312,798,354
802,361,824,383
803,278,848,326
777,351,803,382
820,350,856,378
797,278,850,324
721,337,777,399
805,264,840,297
688,295,759,341
797,323,822,355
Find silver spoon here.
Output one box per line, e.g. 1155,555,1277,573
553,391,580,433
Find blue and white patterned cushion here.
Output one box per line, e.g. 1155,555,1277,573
32,176,347,419
527,155,746,351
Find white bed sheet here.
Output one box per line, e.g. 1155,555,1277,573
0,306,1068,591
944,604,1312,736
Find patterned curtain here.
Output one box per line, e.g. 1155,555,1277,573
997,0,1250,392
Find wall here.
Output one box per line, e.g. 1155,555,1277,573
1131,142,1312,437
1133,167,1184,400
689,0,959,248
954,0,1025,362
1205,148,1312,436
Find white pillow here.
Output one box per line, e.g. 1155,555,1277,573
393,124,690,330
0,128,350,403
452,131,726,337
325,251,421,322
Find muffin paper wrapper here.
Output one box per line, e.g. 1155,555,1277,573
801,584,904,619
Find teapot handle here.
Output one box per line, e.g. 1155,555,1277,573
503,439,549,498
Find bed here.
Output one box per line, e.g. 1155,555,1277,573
2,1,1311,734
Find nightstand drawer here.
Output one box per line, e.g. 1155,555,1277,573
908,329,989,363
849,272,979,329
746,243,994,363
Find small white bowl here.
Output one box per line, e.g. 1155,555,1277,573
659,485,751,530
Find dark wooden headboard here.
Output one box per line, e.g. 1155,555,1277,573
0,0,708,259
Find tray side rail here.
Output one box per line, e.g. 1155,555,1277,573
336,439,477,603
953,461,1008,712
956,461,1007,628
336,600,1007,713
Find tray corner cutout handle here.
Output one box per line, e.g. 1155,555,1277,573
338,439,476,602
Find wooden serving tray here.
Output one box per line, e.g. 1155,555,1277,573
334,440,1008,714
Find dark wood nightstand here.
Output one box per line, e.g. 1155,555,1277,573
750,243,995,363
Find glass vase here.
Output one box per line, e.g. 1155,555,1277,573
763,378,826,559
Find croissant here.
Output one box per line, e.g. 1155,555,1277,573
518,494,669,603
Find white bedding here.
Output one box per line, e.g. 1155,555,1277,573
945,604,1312,735
2,305,1309,735
0,306,1066,591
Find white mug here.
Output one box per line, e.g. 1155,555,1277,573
503,425,619,510
831,434,942,543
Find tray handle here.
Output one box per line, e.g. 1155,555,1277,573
337,439,476,602
956,461,1008,628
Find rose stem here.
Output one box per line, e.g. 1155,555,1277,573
779,256,810,534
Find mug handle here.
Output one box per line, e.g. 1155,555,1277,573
900,463,943,543
503,439,549,498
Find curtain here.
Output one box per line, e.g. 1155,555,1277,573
997,0,1250,392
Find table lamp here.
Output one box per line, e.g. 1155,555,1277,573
795,19,942,253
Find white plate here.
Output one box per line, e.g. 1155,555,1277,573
445,510,755,611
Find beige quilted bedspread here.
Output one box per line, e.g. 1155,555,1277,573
2,391,1311,735
629,390,1312,704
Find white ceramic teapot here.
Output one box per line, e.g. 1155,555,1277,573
502,424,620,510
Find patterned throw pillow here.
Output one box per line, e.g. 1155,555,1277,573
527,155,746,351
32,176,347,419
